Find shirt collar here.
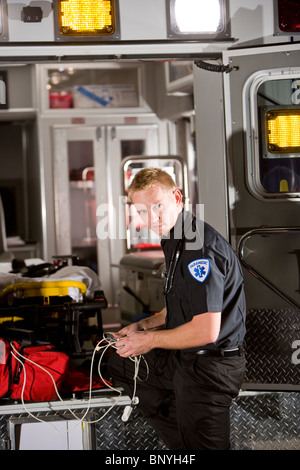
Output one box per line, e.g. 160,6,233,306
161,210,186,252
161,210,204,252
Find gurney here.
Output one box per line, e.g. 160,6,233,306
0,264,107,357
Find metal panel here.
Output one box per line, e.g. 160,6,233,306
193,63,229,240
0,392,299,450
0,399,166,450
243,308,300,390
230,392,300,450
222,45,300,309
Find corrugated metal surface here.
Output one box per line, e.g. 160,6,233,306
244,308,300,388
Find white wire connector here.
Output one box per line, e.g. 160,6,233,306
121,405,133,422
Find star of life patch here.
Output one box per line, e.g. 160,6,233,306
187,259,210,283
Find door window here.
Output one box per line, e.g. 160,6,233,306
245,71,300,199
258,79,300,195
68,139,97,271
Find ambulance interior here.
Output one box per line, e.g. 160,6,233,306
0,0,299,451
0,58,197,333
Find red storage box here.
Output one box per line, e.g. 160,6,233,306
49,93,73,109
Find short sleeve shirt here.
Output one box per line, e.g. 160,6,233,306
161,211,246,351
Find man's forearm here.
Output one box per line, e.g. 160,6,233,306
115,311,221,358
139,310,221,349
116,311,221,358
149,311,221,350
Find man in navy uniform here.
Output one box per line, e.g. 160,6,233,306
108,168,246,450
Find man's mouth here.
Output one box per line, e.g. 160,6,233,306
152,223,163,232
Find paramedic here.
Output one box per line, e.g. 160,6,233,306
108,168,246,450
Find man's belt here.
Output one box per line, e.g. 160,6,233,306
196,345,244,357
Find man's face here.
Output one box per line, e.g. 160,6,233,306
131,183,182,237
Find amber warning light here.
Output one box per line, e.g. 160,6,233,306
267,110,300,153
57,0,116,36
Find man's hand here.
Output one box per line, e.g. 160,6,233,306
113,322,140,339
115,330,154,358
114,311,221,357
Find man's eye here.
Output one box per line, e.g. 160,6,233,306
138,210,147,215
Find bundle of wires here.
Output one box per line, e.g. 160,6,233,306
10,333,149,434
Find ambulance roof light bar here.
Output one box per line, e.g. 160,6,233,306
166,0,230,40
54,0,120,42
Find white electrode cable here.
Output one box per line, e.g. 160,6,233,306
10,337,123,431
9,334,148,433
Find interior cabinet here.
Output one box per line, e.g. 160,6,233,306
40,62,147,113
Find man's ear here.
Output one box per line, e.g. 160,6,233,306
174,188,183,205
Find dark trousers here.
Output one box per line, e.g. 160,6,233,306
107,348,245,450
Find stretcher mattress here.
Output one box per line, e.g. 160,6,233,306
0,265,102,303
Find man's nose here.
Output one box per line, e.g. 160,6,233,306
150,207,160,222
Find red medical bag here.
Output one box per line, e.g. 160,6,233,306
0,339,69,402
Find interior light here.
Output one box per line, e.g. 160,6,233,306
0,0,8,41
57,0,117,36
167,0,227,37
0,3,2,35
266,110,300,153
277,0,300,33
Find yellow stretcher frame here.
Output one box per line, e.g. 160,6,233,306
0,280,87,305
0,280,106,355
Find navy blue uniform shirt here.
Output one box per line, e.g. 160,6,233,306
161,211,246,352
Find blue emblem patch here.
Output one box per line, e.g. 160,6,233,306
188,259,210,283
